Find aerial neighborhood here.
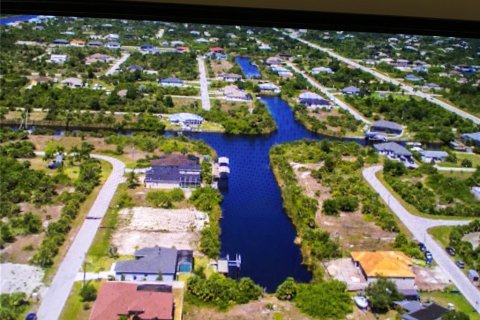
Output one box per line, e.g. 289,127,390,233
1,14,480,320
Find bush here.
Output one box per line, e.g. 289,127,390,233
146,188,185,208
80,282,97,302
384,159,407,177
275,277,297,301
365,278,403,313
0,293,30,320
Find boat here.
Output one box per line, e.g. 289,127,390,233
353,296,368,309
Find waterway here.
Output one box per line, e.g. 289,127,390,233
0,15,39,25
235,56,262,79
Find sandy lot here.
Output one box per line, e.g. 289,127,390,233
413,265,451,291
0,263,45,295
112,207,208,255
462,232,480,249
326,258,367,291
210,59,234,74
291,162,395,251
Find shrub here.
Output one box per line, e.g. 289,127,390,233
80,282,97,302
275,277,297,301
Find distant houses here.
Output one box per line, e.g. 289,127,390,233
298,91,332,110
223,85,252,101
216,73,242,82
61,77,83,88
461,132,480,146
114,246,193,282
374,142,416,168
258,82,280,94
145,154,201,189
370,119,403,135
159,77,184,87
169,113,204,127
52,39,69,46
49,54,68,64
105,41,121,49
342,86,361,95
311,66,334,75
405,74,423,82
87,41,103,47
90,282,174,320
85,53,113,65
140,44,158,54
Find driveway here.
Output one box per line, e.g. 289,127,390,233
287,33,480,125
197,56,211,111
363,166,480,313
105,52,130,76
36,154,125,320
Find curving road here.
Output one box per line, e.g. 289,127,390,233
286,33,480,125
36,154,125,320
363,166,480,313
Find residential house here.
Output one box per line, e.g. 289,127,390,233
170,40,184,46
104,33,119,41
169,113,204,126
223,85,251,101
114,246,192,281
370,119,403,135
190,30,200,36
61,77,83,88
342,86,361,95
405,74,423,82
259,44,271,50
52,39,69,46
159,77,184,87
176,46,189,53
461,132,480,146
49,54,68,64
298,91,331,109
400,302,448,320
265,56,282,65
421,83,442,91
258,82,281,94
216,73,242,82
374,142,412,159
140,44,157,54
105,41,121,49
210,47,225,54
351,251,416,289
471,186,480,200
70,39,85,47
126,64,144,73
89,282,174,320
85,53,113,65
311,66,334,74
32,76,52,86
87,41,103,47
195,38,208,44
145,154,201,188
419,150,449,163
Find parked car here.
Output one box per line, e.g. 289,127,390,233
455,260,465,269
446,247,456,256
418,242,427,252
25,313,37,320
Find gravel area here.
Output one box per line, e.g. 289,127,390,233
0,263,45,295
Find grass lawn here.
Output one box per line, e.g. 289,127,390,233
438,152,480,168
439,171,475,179
375,170,471,221
421,290,480,320
60,280,103,320
428,226,452,247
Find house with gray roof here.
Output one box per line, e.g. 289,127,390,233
461,132,480,146
342,86,360,95
374,142,412,158
114,246,193,282
371,120,403,135
419,150,449,163
401,302,448,320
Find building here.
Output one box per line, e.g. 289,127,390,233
176,46,189,53
145,154,201,188
471,186,480,200
89,282,174,320
405,74,423,82
370,119,403,135
216,73,242,82
140,44,158,54
114,246,192,281
105,41,121,49
351,251,416,289
420,150,449,163
70,39,85,47
311,66,334,74
32,76,52,86
461,132,480,146
61,77,83,88
49,54,67,64
159,77,184,87
342,86,361,95
87,41,103,47
400,302,448,320
373,142,412,159
258,82,280,94
298,91,331,109
265,56,282,65
52,39,69,46
210,47,225,54
85,53,113,65
104,33,119,41
169,113,204,126
223,85,251,101
195,38,209,43
126,64,143,73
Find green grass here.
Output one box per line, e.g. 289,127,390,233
60,280,103,320
438,152,480,168
421,290,480,320
375,170,471,221
428,226,452,247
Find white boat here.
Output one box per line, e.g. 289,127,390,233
353,296,368,309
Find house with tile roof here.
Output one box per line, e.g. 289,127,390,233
90,282,174,320
351,251,416,289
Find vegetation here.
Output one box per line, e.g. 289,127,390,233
186,273,263,310
384,161,480,216
365,278,403,313
80,281,98,302
0,292,30,320
146,188,185,208
448,220,480,271
190,187,223,258
275,277,298,301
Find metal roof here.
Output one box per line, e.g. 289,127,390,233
372,119,402,131
374,142,412,157
115,246,178,274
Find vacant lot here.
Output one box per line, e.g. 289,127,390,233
0,263,45,295
112,207,208,255
210,59,234,74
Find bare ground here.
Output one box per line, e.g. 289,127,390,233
291,163,395,251
413,265,451,291
112,207,208,255
210,60,234,75
0,263,45,295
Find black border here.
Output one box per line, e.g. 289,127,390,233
2,0,480,38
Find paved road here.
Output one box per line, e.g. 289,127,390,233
363,166,480,313
287,33,480,125
285,61,371,124
37,154,125,320
105,52,131,76
197,56,211,111
435,166,477,172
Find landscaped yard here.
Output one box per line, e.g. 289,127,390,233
437,152,480,168
420,290,480,320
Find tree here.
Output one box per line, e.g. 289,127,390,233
126,172,139,189
384,159,406,176
461,159,472,168
275,277,297,301
164,95,174,108
365,278,403,313
80,281,97,302
442,310,470,320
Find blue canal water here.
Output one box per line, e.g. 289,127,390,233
0,15,39,25
188,96,362,291
235,57,262,79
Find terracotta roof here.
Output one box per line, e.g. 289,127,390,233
351,251,415,278
90,282,173,320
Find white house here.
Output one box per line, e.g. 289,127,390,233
49,54,68,64
258,82,281,94
311,66,334,75
159,78,184,87
61,77,83,88
223,85,251,101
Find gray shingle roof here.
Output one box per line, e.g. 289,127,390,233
115,246,178,275
372,119,402,132
374,142,412,157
